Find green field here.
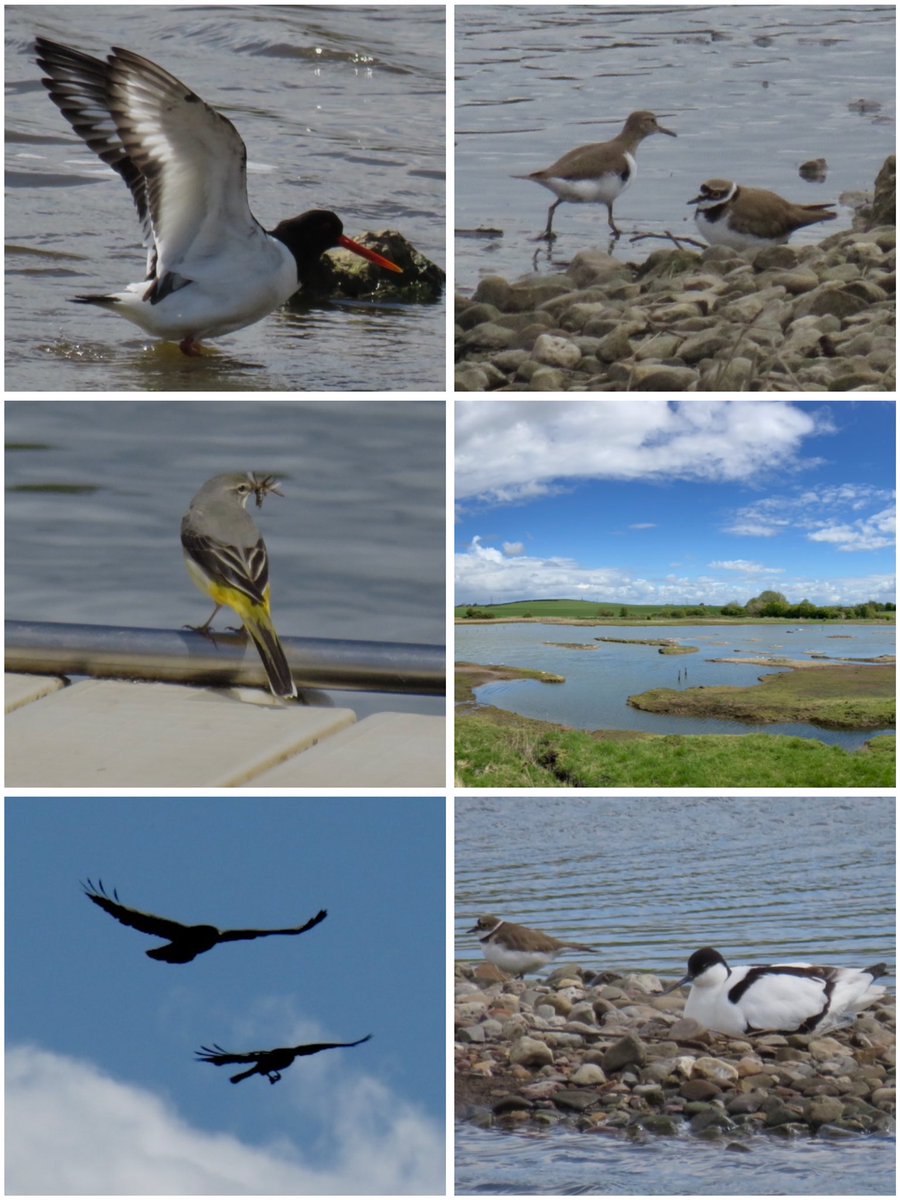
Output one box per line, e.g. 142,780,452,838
455,659,896,787
629,664,895,730
456,708,896,788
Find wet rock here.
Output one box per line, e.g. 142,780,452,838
680,1078,722,1101
553,1088,600,1112
571,1063,607,1085
805,1095,845,1125
602,1034,647,1072
509,1036,553,1068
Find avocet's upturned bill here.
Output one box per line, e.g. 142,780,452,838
35,38,403,355
663,947,888,1036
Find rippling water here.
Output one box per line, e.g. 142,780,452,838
456,1121,896,1195
455,795,896,1194
6,4,445,390
456,4,895,288
457,622,896,748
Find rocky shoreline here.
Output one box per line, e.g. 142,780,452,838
456,158,894,392
455,961,896,1140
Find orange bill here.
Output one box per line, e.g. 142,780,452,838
338,235,404,274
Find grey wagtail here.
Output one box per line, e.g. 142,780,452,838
181,472,297,699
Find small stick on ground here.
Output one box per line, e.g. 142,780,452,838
629,229,707,250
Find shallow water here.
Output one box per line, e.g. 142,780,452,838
456,1121,896,1196
455,4,895,289
455,794,896,1194
6,4,445,390
456,621,895,748
5,399,445,718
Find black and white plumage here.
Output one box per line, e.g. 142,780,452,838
82,879,326,963
35,38,402,354
196,1034,372,1083
663,947,888,1035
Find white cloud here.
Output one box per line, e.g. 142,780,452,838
502,541,525,556
726,487,895,551
456,538,895,607
807,505,896,552
6,1045,443,1195
628,523,657,531
456,400,823,503
708,560,784,575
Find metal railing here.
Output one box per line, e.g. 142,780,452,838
5,620,444,696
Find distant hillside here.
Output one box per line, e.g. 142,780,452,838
455,597,894,622
455,599,720,619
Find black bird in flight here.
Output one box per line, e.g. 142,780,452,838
196,1035,373,1083
82,879,327,963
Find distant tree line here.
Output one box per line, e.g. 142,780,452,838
460,592,894,620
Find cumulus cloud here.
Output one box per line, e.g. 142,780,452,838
708,560,785,575
726,486,895,551
456,400,824,503
456,538,894,607
502,541,525,556
6,1045,443,1195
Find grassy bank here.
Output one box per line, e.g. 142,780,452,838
630,664,895,730
456,707,895,787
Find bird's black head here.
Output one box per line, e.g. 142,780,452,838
271,210,402,282
271,210,346,260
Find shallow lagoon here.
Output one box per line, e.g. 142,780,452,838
457,622,895,748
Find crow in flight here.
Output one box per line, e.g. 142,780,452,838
82,879,327,963
195,1034,373,1083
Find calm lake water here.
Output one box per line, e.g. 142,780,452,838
5,400,445,718
457,622,895,748
455,4,896,289
455,795,896,1194
6,4,445,390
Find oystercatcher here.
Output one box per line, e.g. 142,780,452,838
35,38,402,354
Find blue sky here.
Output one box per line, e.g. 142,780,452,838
456,400,895,607
6,796,444,1195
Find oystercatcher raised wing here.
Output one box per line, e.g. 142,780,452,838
35,38,402,355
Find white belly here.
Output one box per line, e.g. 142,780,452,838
109,236,299,341
539,153,635,204
481,942,555,975
695,211,783,250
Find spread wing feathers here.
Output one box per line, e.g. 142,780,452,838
217,908,328,943
104,46,261,277
195,1033,372,1066
292,1035,373,1056
35,38,154,272
82,879,191,940
196,1044,262,1067
180,527,269,607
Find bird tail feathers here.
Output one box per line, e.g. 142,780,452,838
244,613,297,700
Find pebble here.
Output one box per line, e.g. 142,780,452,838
455,960,895,1141
455,158,895,392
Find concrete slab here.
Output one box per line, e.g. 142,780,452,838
252,712,446,787
6,679,356,787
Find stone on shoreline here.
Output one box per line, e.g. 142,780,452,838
455,159,895,393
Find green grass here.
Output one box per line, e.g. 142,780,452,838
456,711,896,788
629,664,895,730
